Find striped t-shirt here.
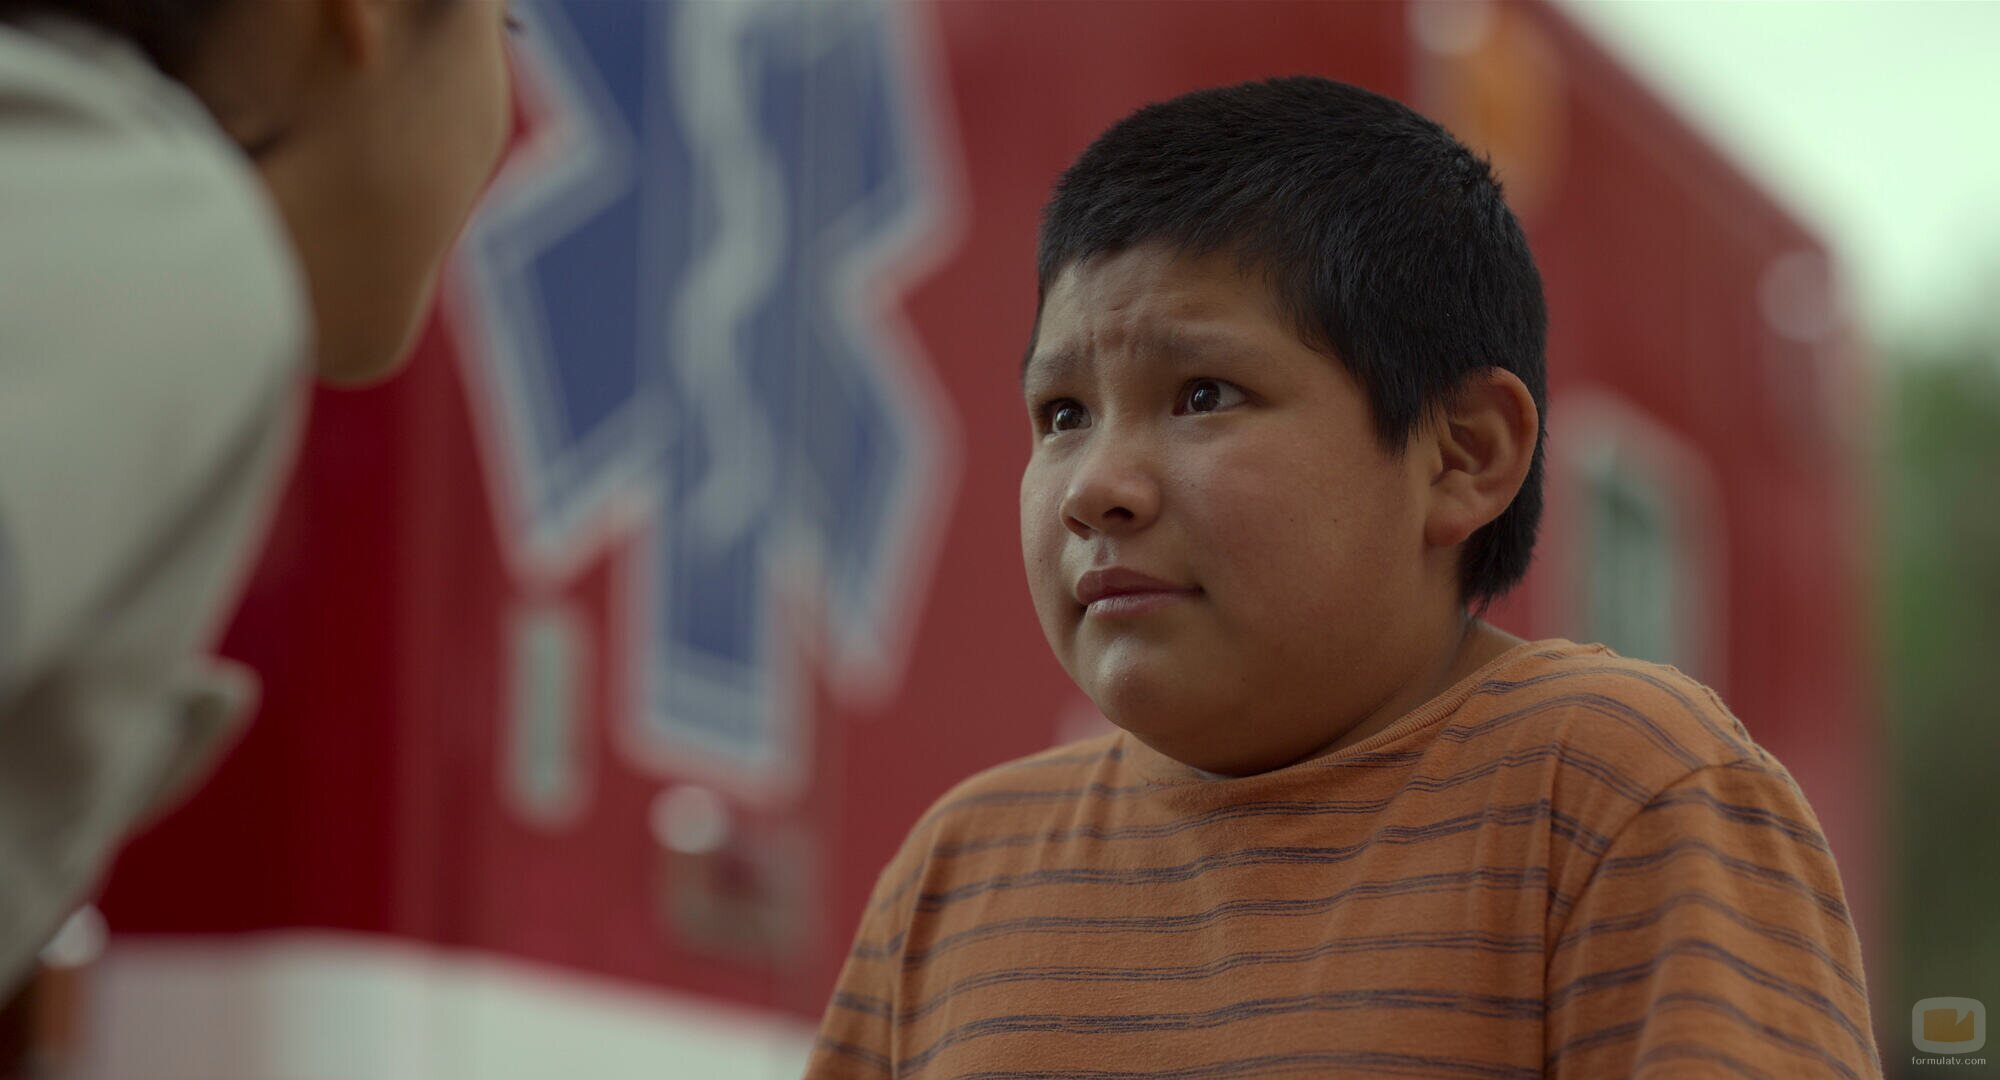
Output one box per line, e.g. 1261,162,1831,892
809,639,1881,1078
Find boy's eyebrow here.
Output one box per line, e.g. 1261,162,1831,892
1020,344,1081,392
1153,324,1259,366
1020,323,1261,393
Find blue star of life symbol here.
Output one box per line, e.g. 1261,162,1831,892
455,0,957,788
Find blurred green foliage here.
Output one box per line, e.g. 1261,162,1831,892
1882,338,2000,1045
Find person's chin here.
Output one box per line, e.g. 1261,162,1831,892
313,277,439,386
314,319,425,386
1087,673,1215,748
1086,674,1307,777
1082,644,1185,704
1132,727,1303,778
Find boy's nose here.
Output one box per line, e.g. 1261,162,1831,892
1059,442,1161,539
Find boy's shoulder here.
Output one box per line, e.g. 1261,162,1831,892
1487,638,1779,790
877,641,1782,885
901,640,1777,818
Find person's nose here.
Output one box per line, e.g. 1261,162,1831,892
1058,427,1162,540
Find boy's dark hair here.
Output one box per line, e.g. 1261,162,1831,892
0,0,231,76
1035,76,1548,613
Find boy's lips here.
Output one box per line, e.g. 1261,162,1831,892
1074,567,1201,616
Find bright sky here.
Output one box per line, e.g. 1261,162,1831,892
1556,0,2000,350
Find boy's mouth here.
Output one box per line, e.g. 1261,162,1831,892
1074,567,1202,617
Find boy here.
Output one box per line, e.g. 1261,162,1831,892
809,77,1880,1077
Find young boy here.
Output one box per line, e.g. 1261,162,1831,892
809,77,1880,1078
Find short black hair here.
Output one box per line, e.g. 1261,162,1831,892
1035,76,1548,613
0,0,232,76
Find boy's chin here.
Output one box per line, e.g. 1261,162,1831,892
1120,726,1294,778
1094,695,1336,777
1094,700,1267,776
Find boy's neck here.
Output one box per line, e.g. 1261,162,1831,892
1178,617,1527,781
1302,617,1525,759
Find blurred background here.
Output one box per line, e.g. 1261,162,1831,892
4,1,1994,1077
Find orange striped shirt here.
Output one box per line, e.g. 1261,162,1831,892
809,639,1881,1078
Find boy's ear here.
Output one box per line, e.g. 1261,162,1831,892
1421,368,1539,549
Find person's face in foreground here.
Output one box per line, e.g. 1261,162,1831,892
1021,243,1509,776
185,0,515,383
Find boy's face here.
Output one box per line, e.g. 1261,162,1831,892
1020,243,1454,775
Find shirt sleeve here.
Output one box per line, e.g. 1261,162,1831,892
1544,760,1882,1079
806,836,926,1078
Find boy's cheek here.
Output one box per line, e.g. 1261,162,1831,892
1017,461,1051,528
1028,566,1080,655
1018,474,1068,560
1014,512,1074,644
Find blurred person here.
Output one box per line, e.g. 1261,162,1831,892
810,78,1882,1077
0,0,514,990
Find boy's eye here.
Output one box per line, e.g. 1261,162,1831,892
1042,399,1091,434
1177,378,1246,415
